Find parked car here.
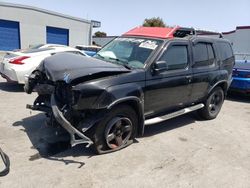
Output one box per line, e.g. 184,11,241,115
28,43,68,49
11,43,67,52
0,46,87,84
25,26,234,154
75,45,101,56
230,60,250,95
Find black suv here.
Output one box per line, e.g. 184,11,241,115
25,27,234,154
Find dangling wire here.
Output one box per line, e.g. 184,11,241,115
0,147,10,176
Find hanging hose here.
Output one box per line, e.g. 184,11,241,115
0,147,10,177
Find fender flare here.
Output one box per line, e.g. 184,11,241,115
208,80,229,96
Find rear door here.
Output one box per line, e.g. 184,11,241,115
144,40,193,116
190,40,219,102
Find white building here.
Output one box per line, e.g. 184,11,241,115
197,26,250,60
0,2,100,51
223,26,250,60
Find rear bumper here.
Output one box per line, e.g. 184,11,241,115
0,63,33,84
0,72,18,83
0,63,19,82
51,94,93,147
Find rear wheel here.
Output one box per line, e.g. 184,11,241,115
92,105,138,154
198,87,224,120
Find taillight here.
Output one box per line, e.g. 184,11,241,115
9,56,30,65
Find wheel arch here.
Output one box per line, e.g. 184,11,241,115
208,80,229,96
107,96,145,137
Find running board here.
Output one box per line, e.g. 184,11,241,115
144,103,204,125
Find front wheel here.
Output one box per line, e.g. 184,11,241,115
198,87,225,120
92,105,138,154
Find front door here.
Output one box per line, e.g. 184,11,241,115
144,41,192,117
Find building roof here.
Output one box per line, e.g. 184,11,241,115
123,26,180,39
222,26,250,35
0,2,91,24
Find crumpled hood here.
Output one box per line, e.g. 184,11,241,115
41,53,130,84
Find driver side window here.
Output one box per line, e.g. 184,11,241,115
159,45,188,71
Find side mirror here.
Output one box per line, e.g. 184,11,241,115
153,61,168,74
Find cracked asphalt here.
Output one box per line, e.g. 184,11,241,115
0,76,250,188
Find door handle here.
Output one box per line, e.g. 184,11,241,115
185,75,192,83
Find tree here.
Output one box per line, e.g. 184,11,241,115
94,31,107,37
142,17,166,27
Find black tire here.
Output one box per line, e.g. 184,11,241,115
92,105,138,154
198,87,225,120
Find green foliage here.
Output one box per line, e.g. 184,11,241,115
143,17,166,27
94,31,107,37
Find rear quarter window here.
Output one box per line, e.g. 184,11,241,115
217,42,233,61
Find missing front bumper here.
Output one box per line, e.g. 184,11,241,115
51,94,93,147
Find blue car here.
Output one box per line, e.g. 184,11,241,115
230,60,250,95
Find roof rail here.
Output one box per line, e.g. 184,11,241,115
219,33,223,38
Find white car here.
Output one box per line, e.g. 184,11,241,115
28,43,69,49
0,46,87,84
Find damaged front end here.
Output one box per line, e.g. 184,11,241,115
50,94,94,147
25,74,107,148
26,77,107,147
25,53,130,148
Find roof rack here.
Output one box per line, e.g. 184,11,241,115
123,26,197,39
173,27,196,38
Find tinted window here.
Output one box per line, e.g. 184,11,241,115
193,43,215,67
159,45,188,70
217,42,233,61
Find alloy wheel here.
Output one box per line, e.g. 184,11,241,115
105,117,133,149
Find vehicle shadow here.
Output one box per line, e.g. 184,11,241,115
143,113,196,137
0,81,24,92
226,92,250,103
12,113,95,167
12,111,198,164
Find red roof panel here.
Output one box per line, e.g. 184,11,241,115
123,26,180,39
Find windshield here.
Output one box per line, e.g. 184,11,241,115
94,37,163,69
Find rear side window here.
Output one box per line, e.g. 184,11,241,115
159,45,188,70
217,42,233,61
193,43,215,68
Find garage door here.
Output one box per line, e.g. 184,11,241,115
46,26,69,45
0,19,20,51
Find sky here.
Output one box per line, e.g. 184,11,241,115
1,0,250,35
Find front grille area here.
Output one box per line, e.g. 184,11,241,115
55,82,72,106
